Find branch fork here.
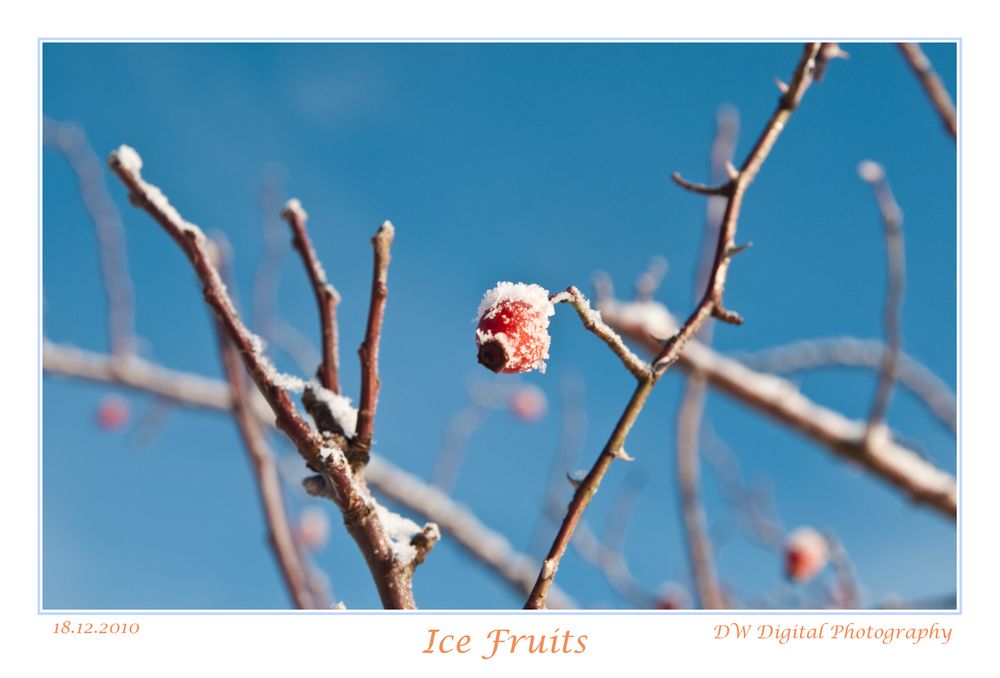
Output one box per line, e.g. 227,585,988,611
108,146,434,608
525,43,833,610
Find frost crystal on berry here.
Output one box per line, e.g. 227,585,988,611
475,282,555,374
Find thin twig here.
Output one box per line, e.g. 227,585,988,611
354,221,394,456
281,198,342,394
429,381,501,492
44,340,239,411
359,459,578,609
656,42,826,371
633,256,669,302
898,43,957,140
858,161,905,446
825,531,862,609
106,146,432,609
525,44,830,609
550,286,651,380
250,163,287,342
43,343,565,608
701,425,786,551
675,104,739,610
209,238,324,610
43,119,135,356
531,376,651,607
729,337,956,432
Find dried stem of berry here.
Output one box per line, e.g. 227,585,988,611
281,199,342,394
858,161,906,446
355,221,394,455
525,43,831,610
897,43,957,140
107,148,428,609
550,286,650,380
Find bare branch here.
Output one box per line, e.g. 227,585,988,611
858,161,906,444
550,286,651,380
44,340,237,412
730,336,955,432
44,119,135,356
525,43,832,610
354,221,395,456
825,531,862,609
281,198,342,394
898,43,957,140
208,238,325,610
654,43,825,374
106,146,429,609
360,460,578,609
531,376,652,607
675,104,740,610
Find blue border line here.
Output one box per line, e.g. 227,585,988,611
37,38,44,615
36,37,962,618
955,37,963,615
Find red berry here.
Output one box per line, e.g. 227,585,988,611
475,282,555,374
96,395,130,431
654,582,690,609
508,384,548,422
784,527,829,582
296,506,330,551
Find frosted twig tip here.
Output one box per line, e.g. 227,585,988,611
857,160,885,184
109,145,143,172
282,198,308,221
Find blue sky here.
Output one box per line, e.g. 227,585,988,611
42,42,956,610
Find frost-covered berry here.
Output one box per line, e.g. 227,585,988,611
475,282,555,374
508,384,548,422
784,527,829,583
96,395,129,431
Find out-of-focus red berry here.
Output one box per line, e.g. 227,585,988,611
475,282,554,374
784,527,829,583
296,506,330,551
96,395,130,431
654,582,690,609
508,384,548,422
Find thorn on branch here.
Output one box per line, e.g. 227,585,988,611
726,242,753,258
815,43,849,82
712,305,744,325
611,446,635,462
566,470,586,490
671,172,735,197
